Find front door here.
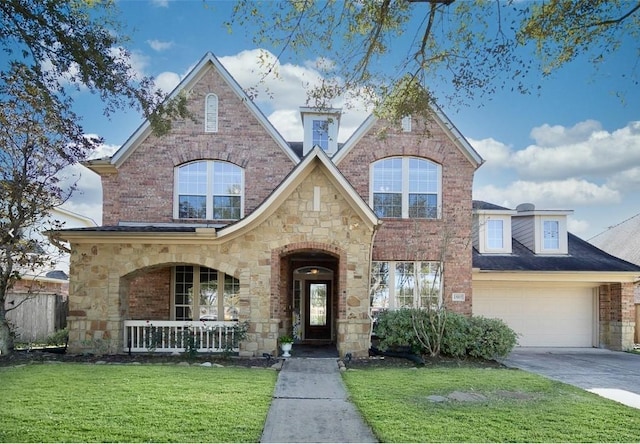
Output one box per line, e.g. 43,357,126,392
304,280,331,340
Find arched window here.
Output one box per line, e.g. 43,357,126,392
175,160,243,220
370,157,441,219
205,93,218,133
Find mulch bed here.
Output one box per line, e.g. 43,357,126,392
1,348,504,370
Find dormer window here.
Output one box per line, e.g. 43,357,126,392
205,93,218,133
543,220,559,250
487,219,504,249
312,120,329,150
174,160,243,220
300,107,340,156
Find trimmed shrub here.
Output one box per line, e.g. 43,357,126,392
374,308,518,360
374,309,422,353
466,316,518,359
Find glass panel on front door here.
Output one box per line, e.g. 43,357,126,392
309,283,327,326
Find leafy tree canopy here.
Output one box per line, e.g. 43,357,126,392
227,0,639,123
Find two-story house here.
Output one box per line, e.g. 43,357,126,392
472,201,640,350
57,52,639,357
57,52,481,357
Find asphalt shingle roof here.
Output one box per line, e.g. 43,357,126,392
473,233,640,272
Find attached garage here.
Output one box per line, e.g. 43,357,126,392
473,283,596,347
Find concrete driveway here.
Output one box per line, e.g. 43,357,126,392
501,348,640,409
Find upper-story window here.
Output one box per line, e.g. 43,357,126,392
312,120,329,150
175,160,243,220
543,220,560,250
487,219,504,249
205,93,218,133
371,157,441,219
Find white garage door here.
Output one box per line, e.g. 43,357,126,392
473,285,595,347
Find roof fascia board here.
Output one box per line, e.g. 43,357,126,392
332,115,376,165
514,210,574,217
431,104,483,168
472,270,640,283
110,52,299,168
333,107,484,168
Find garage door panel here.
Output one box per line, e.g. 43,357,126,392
473,285,593,347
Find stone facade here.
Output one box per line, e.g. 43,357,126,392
67,163,376,356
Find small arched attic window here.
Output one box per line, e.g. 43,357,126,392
205,93,218,133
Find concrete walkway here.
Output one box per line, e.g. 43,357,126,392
260,358,378,443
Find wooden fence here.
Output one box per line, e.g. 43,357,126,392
5,293,67,343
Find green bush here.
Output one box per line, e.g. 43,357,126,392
374,309,518,359
374,309,422,353
46,328,69,347
466,316,519,359
441,311,471,358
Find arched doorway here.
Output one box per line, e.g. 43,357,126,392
285,252,339,344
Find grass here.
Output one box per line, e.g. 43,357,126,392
0,364,276,443
343,367,640,442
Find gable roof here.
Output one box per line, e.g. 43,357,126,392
332,104,483,168
589,212,640,267
473,233,640,274
89,52,298,172
216,146,381,240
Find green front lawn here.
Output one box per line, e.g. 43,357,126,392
1,364,276,443
343,367,640,442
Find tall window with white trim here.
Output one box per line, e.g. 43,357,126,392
486,219,504,249
176,160,243,220
205,93,218,133
543,220,560,250
371,157,441,219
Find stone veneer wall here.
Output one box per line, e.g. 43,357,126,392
67,164,375,356
599,282,636,350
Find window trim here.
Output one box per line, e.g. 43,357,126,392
480,215,512,254
369,157,442,219
540,217,561,252
173,160,244,220
205,93,218,133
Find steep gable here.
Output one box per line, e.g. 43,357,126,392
86,53,300,225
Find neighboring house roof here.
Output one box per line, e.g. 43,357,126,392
589,211,640,267
332,104,484,168
474,233,640,273
472,200,512,211
86,52,299,173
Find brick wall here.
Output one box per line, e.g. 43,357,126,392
127,268,171,320
102,64,296,225
336,116,476,315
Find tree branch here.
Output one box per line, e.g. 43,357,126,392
584,1,640,28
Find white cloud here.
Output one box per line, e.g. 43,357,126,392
606,165,640,190
567,217,590,237
473,179,620,209
512,120,640,181
530,120,602,147
147,39,174,52
468,137,511,168
150,0,169,7
219,49,370,142
154,71,181,94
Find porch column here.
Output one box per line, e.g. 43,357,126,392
599,282,635,350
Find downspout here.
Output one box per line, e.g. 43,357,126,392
367,220,383,350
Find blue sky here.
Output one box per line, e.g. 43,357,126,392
63,0,640,240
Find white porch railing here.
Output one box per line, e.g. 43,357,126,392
124,320,241,353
